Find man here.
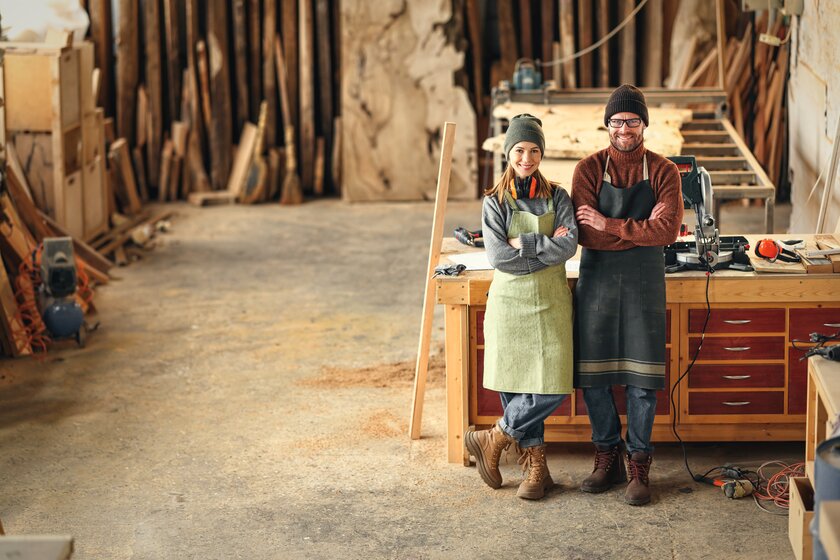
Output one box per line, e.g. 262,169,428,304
571,84,683,506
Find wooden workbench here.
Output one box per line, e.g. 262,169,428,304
437,235,840,464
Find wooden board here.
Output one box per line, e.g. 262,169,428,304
249,0,263,122
315,0,334,191
597,0,610,87
620,0,636,84
143,0,163,184
226,123,259,197
232,0,250,133
163,0,182,122
188,191,237,206
3,53,53,131
207,0,233,190
815,235,840,273
577,0,593,88
116,0,139,142
262,0,278,148
299,0,316,190
559,0,576,88
88,0,114,113
282,0,299,135
109,138,143,214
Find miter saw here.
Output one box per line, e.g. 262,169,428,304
664,156,752,273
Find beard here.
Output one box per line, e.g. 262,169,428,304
609,133,643,152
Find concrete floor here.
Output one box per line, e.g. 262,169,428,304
0,199,799,559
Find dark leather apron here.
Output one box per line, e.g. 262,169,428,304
574,154,667,390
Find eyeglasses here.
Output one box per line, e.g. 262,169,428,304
608,118,643,128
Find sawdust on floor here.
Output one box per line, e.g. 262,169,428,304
300,346,446,389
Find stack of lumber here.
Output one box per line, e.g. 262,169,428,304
84,0,340,205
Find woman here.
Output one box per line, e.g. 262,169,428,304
464,114,578,500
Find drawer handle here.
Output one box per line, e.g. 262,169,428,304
723,319,751,325
722,401,751,406
824,323,840,328
722,375,751,380
723,346,751,352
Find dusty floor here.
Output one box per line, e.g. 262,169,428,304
0,199,799,559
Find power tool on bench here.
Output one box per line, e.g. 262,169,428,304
664,155,751,273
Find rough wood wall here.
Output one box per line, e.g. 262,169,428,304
341,0,477,201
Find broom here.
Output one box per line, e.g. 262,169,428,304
274,35,303,205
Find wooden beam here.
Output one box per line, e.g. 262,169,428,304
497,0,517,81
466,0,485,115
410,122,457,439
597,0,610,87
559,0,576,88
116,0,139,142
143,0,163,187
163,0,182,123
232,0,250,134
577,0,594,87
263,0,278,148
88,0,114,113
519,0,533,59
249,0,262,122
716,0,727,90
644,0,663,87
281,0,299,135
540,0,555,87
206,0,233,190
316,0,334,192
299,0,315,191
620,0,636,85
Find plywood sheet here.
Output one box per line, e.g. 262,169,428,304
4,54,53,131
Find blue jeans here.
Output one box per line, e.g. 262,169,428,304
582,385,657,455
498,392,568,448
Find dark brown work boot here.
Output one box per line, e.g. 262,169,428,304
464,422,515,489
580,443,627,493
516,445,554,500
625,451,653,506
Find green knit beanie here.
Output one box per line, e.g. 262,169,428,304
503,113,545,159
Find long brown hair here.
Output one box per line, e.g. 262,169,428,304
483,164,555,203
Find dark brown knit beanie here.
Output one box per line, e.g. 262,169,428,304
604,84,649,127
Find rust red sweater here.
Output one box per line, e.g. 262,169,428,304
571,143,684,251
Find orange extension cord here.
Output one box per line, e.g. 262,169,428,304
753,460,806,514
11,244,93,355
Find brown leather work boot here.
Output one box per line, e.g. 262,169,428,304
464,422,515,489
579,443,627,493
516,445,554,500
625,451,653,506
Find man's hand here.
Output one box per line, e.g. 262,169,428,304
649,202,667,221
508,236,522,249
575,205,607,231
553,226,569,238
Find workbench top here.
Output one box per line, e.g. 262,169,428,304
437,234,840,305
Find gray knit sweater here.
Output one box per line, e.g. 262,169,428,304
481,186,578,275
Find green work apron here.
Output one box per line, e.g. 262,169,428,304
483,191,574,394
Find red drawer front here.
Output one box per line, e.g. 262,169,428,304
666,309,671,344
476,310,485,345
475,349,571,417
688,336,785,360
688,364,785,388
790,308,840,342
788,348,809,414
575,355,671,416
688,391,784,415
688,308,784,334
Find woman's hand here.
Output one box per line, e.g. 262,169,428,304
508,237,522,249
575,205,607,231
649,201,667,221
553,226,569,238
